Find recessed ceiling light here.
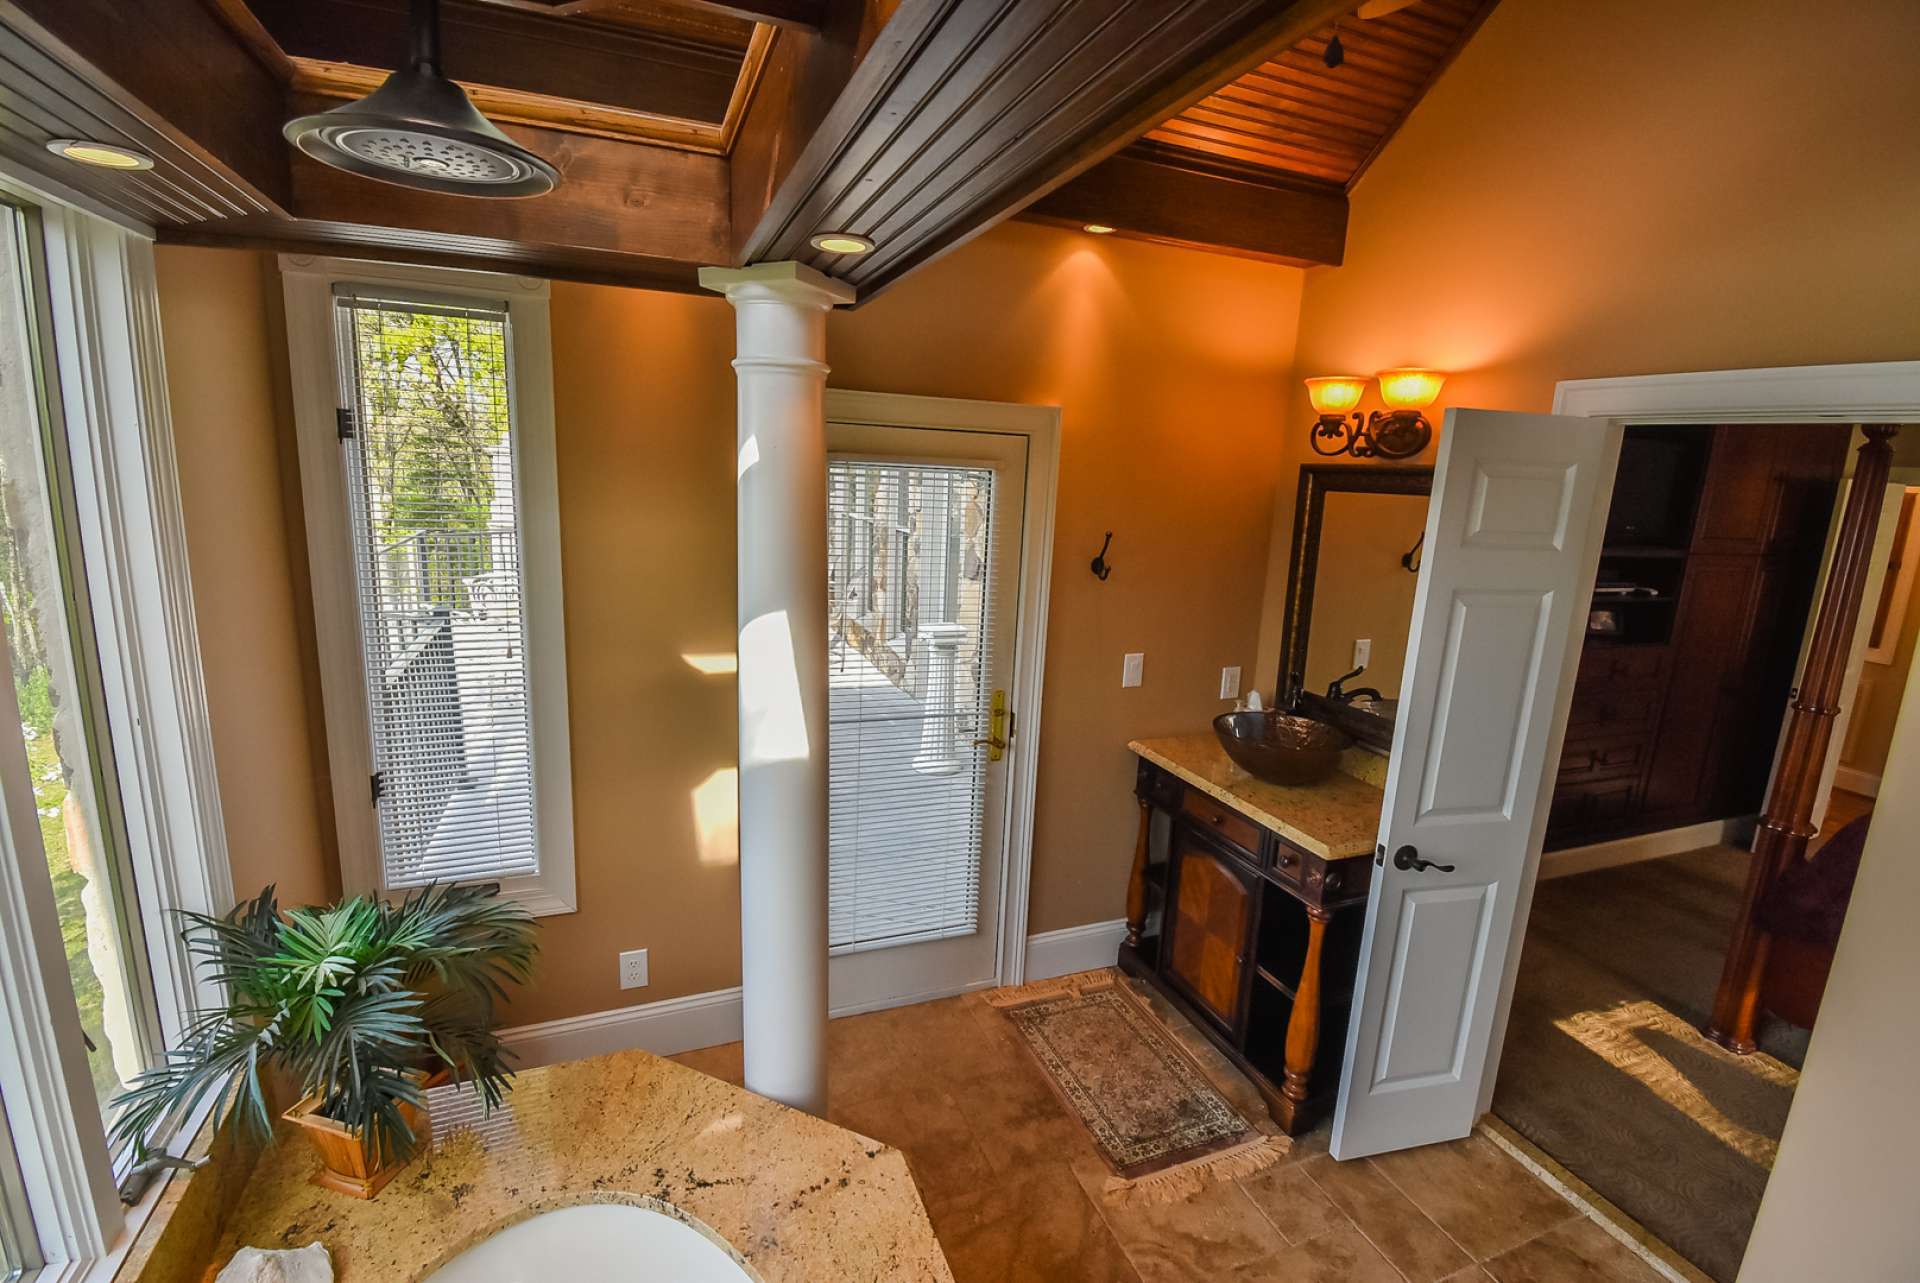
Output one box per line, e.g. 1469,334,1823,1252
809,232,874,255
46,139,154,171
1083,223,1116,235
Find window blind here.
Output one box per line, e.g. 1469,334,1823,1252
827,461,996,953
335,292,538,889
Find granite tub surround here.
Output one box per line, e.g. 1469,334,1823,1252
208,1050,954,1282
1128,733,1384,860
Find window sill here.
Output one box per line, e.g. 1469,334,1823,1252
92,1102,253,1283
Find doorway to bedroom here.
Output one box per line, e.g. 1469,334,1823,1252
1489,421,1916,1283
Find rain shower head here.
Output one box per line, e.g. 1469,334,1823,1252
282,0,558,198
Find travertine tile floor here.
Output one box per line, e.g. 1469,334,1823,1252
670,977,1667,1283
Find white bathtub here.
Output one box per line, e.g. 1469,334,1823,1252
424,1203,753,1282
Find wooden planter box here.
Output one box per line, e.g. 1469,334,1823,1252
283,1073,443,1199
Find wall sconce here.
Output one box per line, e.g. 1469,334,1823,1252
1306,368,1447,460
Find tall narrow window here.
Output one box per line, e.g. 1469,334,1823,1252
0,185,234,1274
0,1103,29,1281
0,204,157,1124
336,292,538,889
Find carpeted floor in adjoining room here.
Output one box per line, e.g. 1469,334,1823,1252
1492,802,1868,1283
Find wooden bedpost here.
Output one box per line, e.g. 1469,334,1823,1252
1705,424,1898,1053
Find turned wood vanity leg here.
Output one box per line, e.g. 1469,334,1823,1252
1125,798,1150,948
1277,907,1331,1130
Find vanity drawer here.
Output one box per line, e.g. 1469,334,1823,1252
1267,838,1306,889
1179,788,1266,860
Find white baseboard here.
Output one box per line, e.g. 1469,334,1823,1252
1833,765,1882,798
1023,918,1128,981
500,985,743,1069
500,918,1132,1069
1539,819,1743,881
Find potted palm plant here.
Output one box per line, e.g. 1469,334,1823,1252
109,882,537,1198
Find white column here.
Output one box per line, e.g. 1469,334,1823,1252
700,262,852,1115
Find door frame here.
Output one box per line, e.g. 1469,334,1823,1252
1451,359,1920,1116
824,388,1061,989
1552,360,1920,423
1532,361,1920,1275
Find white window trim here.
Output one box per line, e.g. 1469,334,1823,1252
0,179,234,1276
279,255,576,916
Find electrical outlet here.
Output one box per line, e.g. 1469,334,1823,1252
1219,666,1241,700
618,948,649,990
1353,638,1372,669
1121,652,1144,688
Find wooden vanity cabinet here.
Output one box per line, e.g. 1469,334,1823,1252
1164,831,1256,1028
1121,758,1373,1135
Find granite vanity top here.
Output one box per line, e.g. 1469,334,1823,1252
207,1050,953,1282
1129,733,1385,860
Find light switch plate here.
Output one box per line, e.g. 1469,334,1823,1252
1353,638,1372,669
618,948,649,990
1219,666,1241,700
1121,652,1144,688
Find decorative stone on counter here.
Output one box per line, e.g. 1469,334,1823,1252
206,1050,953,1282
1128,733,1383,860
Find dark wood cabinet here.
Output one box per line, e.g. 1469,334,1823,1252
1122,756,1374,1135
1547,424,1850,849
1165,834,1255,1028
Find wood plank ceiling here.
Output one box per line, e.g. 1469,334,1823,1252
1026,0,1497,266
1150,0,1494,187
0,0,1493,298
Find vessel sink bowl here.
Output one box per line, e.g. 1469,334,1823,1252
425,1203,751,1282
1213,711,1352,786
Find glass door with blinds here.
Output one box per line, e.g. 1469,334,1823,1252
826,423,1027,1013
333,290,539,890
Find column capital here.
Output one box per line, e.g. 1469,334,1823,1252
700,261,855,309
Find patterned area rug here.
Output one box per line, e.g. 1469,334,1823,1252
989,971,1286,1203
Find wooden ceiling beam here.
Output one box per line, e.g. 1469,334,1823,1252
248,0,747,125
256,100,729,284
160,110,729,296
0,0,738,294
736,0,1352,299
727,0,896,262
1021,144,1346,269
650,0,826,32
495,0,819,33
0,0,291,212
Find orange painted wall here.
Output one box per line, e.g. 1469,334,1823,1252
830,223,1302,941
154,249,335,908
1258,0,1920,683
155,221,1302,1026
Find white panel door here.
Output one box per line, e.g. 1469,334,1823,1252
1332,408,1621,1160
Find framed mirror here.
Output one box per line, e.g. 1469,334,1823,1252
1276,465,1433,752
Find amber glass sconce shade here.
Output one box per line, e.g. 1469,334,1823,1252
1305,368,1446,460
